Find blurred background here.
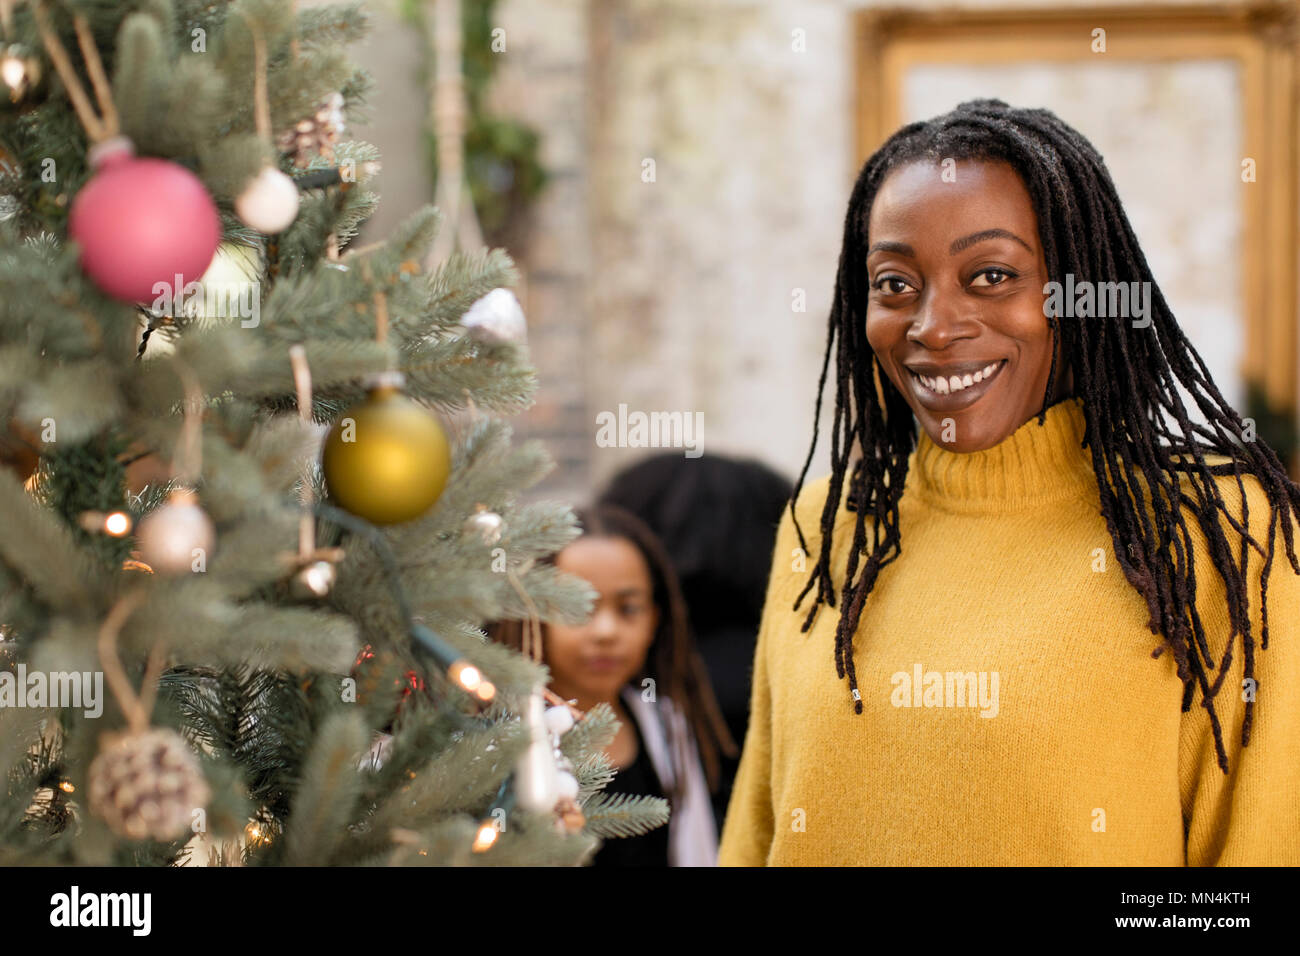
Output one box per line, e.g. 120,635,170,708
321,0,1300,502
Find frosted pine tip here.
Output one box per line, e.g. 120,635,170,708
471,821,499,853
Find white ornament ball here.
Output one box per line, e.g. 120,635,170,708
554,770,579,801
544,704,574,738
235,166,300,234
136,490,215,575
460,288,527,345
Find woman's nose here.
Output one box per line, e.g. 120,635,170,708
906,288,980,351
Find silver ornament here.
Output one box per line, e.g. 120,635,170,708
235,166,301,234
460,288,527,345
290,560,336,599
136,490,215,575
464,509,504,545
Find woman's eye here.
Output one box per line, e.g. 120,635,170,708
620,604,644,617
872,275,912,295
970,268,1015,287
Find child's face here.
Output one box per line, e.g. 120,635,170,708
546,536,659,706
864,158,1066,453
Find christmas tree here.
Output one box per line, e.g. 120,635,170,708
0,0,668,865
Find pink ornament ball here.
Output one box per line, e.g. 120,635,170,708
68,137,221,304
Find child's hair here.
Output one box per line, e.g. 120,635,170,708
794,98,1300,773
492,503,735,798
598,452,794,630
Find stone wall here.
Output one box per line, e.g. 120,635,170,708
345,0,1291,504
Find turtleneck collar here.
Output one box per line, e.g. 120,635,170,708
908,397,1097,512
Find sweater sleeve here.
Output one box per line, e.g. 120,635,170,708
1179,479,1300,866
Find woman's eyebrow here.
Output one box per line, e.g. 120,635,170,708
949,228,1033,255
866,229,1033,259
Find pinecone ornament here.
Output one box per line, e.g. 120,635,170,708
278,92,345,169
87,728,211,841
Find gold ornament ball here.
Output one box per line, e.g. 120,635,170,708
322,377,451,525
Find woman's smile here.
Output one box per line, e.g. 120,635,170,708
905,358,1008,411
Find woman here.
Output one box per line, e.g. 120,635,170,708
717,99,1300,866
493,503,735,865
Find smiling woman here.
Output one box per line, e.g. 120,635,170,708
865,160,1069,453
718,99,1300,867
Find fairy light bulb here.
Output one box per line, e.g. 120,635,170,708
472,821,498,852
104,511,131,536
448,660,481,692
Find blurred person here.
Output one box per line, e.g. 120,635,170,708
598,453,793,827
492,503,735,865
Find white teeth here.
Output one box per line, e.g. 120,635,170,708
913,361,1002,396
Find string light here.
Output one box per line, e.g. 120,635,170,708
472,778,514,853
78,509,134,536
471,822,498,853
448,661,481,692
104,511,131,536
59,781,75,793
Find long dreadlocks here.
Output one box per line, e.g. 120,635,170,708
791,98,1300,773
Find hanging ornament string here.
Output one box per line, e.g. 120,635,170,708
32,5,118,142
236,15,300,234
171,358,204,485
505,567,540,663
96,589,166,734
285,344,344,572
503,567,581,717
291,344,315,559
427,0,483,268
250,19,271,143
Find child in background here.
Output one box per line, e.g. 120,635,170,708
493,503,735,866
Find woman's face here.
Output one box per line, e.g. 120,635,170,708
546,536,659,708
864,158,1068,453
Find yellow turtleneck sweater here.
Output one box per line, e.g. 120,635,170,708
718,398,1300,866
